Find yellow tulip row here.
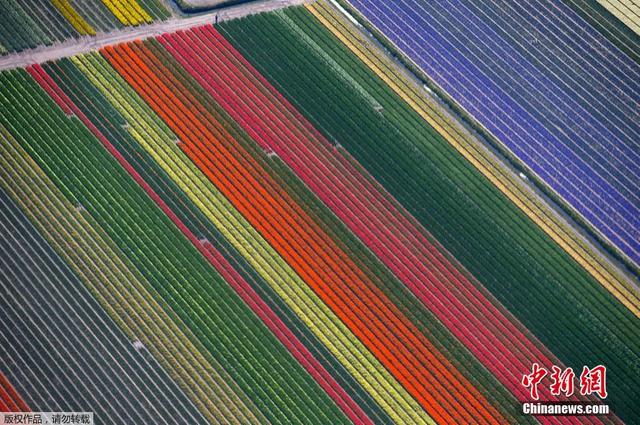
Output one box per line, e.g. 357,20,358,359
51,0,96,36
101,0,153,26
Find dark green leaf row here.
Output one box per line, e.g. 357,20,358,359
0,68,349,425
23,0,77,42
0,189,206,424
70,0,122,32
138,0,171,20
0,0,50,53
218,8,640,420
561,0,640,64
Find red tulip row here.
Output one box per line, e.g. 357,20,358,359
0,372,28,412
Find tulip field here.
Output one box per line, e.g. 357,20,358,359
1,1,638,424
344,0,640,267
0,0,169,54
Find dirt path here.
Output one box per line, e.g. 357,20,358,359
0,0,309,71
